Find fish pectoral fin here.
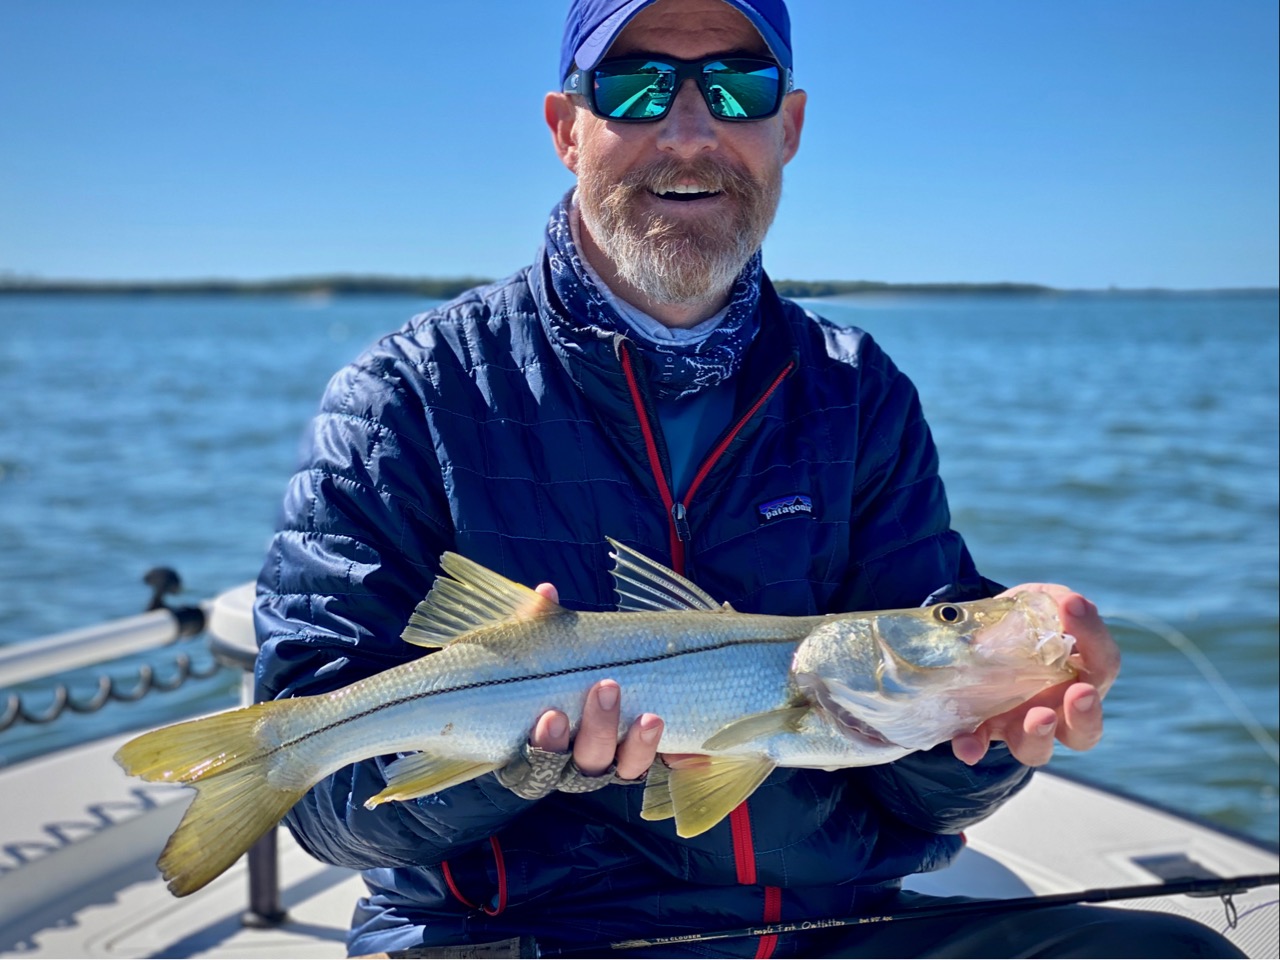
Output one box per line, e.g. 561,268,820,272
606,537,725,613
664,754,776,838
700,706,811,751
639,761,674,821
401,552,563,648
365,753,502,808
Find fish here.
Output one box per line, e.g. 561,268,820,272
114,539,1078,896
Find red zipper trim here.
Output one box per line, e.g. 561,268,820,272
682,360,795,508
754,885,784,959
440,836,508,916
729,802,757,884
619,345,683,570
729,803,783,958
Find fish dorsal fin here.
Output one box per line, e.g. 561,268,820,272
701,706,811,751
365,752,501,807
655,754,776,838
401,552,562,648
607,537,730,613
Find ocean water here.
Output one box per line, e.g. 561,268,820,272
0,291,1276,844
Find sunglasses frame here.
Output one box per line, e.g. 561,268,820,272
563,54,794,123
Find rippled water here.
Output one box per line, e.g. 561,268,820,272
0,291,1276,843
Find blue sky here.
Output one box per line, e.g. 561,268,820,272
1,1,1276,289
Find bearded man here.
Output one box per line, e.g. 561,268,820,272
254,1,1240,957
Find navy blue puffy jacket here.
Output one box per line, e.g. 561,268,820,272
254,250,1029,956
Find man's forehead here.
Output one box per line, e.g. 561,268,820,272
607,0,770,59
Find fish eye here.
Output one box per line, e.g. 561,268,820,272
933,604,966,624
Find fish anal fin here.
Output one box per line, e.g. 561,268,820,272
701,706,811,751
665,755,775,838
365,753,501,807
401,552,563,649
640,761,674,821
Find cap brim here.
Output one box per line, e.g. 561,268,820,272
574,0,656,73
573,0,790,73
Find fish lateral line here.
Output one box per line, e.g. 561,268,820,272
268,632,804,754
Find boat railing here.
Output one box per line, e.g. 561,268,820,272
0,571,288,926
0,568,218,732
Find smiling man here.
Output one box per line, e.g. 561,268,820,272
254,1,1239,957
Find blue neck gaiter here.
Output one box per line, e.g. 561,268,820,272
542,193,762,402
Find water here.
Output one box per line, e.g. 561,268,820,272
0,291,1276,844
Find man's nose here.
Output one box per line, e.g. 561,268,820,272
655,79,718,157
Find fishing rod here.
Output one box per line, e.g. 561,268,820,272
537,872,1279,957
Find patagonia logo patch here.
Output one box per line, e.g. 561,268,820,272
757,494,814,523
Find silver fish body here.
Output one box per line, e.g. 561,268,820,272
115,539,1076,896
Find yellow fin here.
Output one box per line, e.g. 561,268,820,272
365,753,501,807
640,761,674,821
114,699,287,783
665,754,775,838
114,702,305,896
700,706,811,752
402,552,562,648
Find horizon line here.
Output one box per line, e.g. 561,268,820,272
1,273,1276,299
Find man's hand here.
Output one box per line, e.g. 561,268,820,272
527,583,663,781
951,584,1120,767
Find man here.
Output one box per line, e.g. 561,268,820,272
255,1,1240,956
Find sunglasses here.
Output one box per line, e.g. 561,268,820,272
563,55,793,123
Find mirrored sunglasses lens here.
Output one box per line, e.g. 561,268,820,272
702,61,781,119
593,62,677,120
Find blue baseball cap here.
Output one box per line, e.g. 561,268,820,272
559,0,792,83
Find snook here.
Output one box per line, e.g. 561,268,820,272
115,540,1077,896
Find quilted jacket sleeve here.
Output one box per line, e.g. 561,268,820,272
254,339,538,871
837,333,1032,832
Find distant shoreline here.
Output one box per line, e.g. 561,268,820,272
0,276,1275,300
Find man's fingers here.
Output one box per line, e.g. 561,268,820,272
1058,681,1104,751
574,680,623,777
951,727,991,765
1002,706,1059,767
1060,594,1120,696
616,714,663,780
530,710,570,753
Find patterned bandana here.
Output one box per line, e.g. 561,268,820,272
542,193,762,402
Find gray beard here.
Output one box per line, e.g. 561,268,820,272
576,154,781,306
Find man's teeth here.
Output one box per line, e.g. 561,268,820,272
654,185,721,200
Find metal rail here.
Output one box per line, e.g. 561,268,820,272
0,608,192,688
0,569,216,731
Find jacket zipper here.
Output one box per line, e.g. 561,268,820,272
620,343,794,573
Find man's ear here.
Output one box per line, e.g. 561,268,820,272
545,92,581,174
780,90,806,166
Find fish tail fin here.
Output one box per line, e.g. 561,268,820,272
114,702,307,896
158,758,303,896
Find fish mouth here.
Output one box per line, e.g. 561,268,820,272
795,672,900,748
971,594,1077,672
